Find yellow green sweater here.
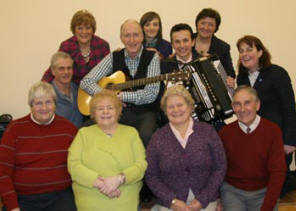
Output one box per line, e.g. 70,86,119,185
68,124,147,211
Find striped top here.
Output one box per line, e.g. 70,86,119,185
0,114,77,210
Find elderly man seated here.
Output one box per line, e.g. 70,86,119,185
219,85,286,211
0,82,77,211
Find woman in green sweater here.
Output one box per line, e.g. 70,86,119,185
68,90,147,211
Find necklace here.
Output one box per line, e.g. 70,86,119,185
82,50,90,58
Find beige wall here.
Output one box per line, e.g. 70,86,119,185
1,0,295,118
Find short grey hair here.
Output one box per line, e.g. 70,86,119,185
233,85,259,102
160,85,195,114
28,81,56,107
50,51,73,70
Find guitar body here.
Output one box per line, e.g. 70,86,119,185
98,71,126,89
77,70,190,116
77,71,126,115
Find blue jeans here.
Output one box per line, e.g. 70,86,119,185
220,182,278,211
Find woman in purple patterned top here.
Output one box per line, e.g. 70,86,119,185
42,10,110,85
146,85,226,211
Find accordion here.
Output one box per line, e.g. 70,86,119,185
182,56,233,122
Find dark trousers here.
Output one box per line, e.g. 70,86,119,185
120,107,158,203
281,153,296,197
2,188,76,211
120,107,158,147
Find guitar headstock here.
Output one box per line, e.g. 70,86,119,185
166,70,191,82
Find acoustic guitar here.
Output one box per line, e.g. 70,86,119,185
78,70,191,115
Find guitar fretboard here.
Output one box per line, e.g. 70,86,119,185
107,71,190,90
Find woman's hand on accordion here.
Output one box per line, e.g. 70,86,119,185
226,76,235,88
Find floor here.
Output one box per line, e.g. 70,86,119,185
279,190,296,211
140,191,296,211
0,191,295,210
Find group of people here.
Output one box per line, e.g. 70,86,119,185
0,7,295,211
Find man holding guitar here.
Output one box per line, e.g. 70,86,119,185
80,19,161,147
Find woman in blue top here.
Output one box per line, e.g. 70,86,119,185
140,11,172,59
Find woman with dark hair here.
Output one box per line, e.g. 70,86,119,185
42,10,110,85
140,11,172,58
236,35,296,196
194,8,235,86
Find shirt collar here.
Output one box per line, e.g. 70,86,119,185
169,117,194,148
248,70,260,86
176,54,193,64
30,113,55,125
52,81,73,101
238,115,261,134
124,46,143,60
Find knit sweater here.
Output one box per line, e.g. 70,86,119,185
68,124,147,211
218,118,286,211
146,120,226,208
0,114,77,210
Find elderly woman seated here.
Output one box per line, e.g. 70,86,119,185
0,81,77,211
68,89,147,211
146,85,226,211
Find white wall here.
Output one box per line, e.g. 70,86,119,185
1,0,295,118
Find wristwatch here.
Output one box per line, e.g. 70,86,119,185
118,173,126,184
171,198,177,206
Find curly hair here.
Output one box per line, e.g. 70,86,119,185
70,10,96,34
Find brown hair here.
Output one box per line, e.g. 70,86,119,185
195,8,221,33
70,10,96,34
140,11,163,40
237,35,272,74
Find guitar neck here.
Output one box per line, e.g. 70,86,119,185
109,74,167,90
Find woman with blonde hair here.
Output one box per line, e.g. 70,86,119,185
146,85,226,211
68,89,147,210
